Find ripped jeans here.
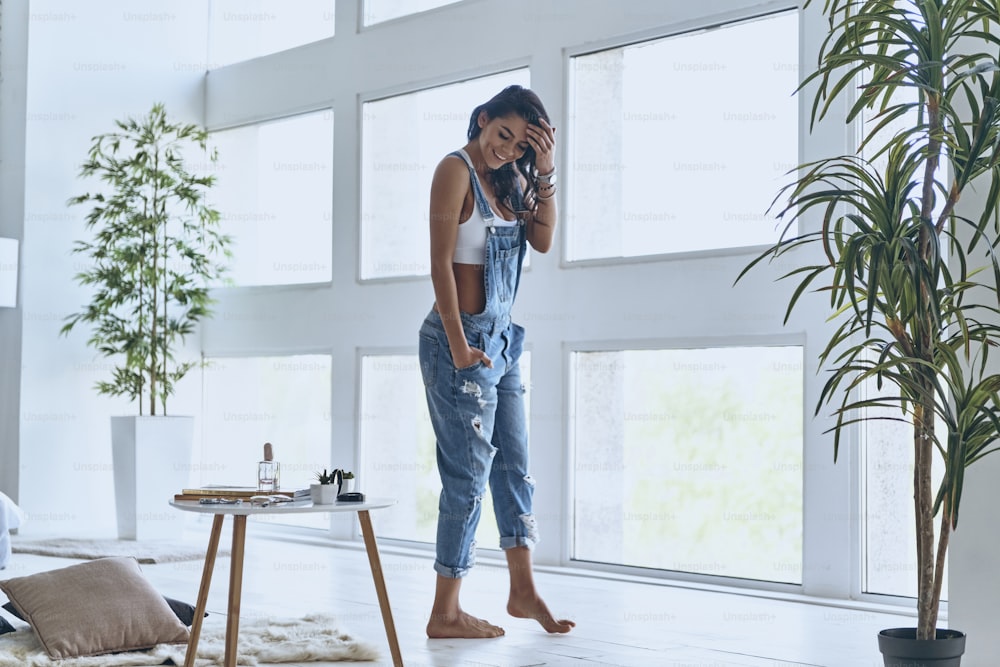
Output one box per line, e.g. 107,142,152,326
419,309,538,578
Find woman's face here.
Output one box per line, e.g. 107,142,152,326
477,111,532,170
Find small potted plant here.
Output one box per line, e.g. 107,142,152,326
310,468,342,505
340,470,355,494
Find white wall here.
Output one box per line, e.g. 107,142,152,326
950,456,1000,664
946,95,1000,663
0,0,29,506
15,0,209,537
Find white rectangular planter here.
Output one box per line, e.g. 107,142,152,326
111,416,194,541
310,483,337,505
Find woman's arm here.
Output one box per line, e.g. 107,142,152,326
525,183,557,254
429,156,492,369
524,118,557,254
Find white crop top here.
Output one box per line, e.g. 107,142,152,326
451,149,518,265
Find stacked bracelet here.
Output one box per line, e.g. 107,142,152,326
535,167,557,201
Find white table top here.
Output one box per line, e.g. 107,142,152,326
170,497,397,516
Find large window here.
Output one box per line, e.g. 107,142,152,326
363,0,462,26
360,70,528,279
211,111,333,286
199,355,332,529
858,74,948,600
200,0,892,608
359,352,530,548
572,346,803,583
862,384,947,599
567,11,798,260
208,0,335,68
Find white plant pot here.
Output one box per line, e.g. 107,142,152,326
340,478,354,494
310,483,337,505
111,416,194,541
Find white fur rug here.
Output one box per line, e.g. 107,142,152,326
11,539,230,564
0,613,380,666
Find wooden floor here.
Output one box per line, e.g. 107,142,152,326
4,521,914,667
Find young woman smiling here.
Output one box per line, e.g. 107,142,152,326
418,85,574,638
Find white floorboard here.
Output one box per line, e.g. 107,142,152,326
1,521,914,667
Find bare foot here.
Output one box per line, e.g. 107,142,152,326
507,593,575,633
426,610,506,638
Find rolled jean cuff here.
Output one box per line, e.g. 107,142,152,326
433,560,472,579
499,535,538,550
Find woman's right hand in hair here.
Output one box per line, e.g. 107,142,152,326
453,344,492,370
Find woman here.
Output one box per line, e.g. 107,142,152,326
418,85,575,638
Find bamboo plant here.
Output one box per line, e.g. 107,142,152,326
739,0,1000,640
63,104,231,416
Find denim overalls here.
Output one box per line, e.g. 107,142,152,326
418,151,536,579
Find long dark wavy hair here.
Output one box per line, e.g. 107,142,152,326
467,85,550,215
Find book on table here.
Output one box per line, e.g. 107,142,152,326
175,485,307,501
182,485,287,496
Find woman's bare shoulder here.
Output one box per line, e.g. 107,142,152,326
434,152,469,178
432,153,472,196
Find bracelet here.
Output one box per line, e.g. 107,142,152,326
537,168,557,185
537,187,556,201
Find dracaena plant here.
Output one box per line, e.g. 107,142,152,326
739,0,1000,640
62,103,231,416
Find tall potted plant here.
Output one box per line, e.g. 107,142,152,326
740,1,1000,663
63,103,230,540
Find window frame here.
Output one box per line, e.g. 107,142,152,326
207,107,336,289
198,0,915,610
561,8,800,267
356,63,532,283
197,349,337,530
563,332,807,593
359,0,467,30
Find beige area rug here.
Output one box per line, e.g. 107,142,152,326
0,613,380,666
11,539,229,564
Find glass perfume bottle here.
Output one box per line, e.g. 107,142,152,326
257,441,280,492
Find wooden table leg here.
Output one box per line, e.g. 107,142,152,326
184,514,225,667
224,514,248,667
358,510,403,667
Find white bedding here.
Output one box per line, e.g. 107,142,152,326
0,490,24,569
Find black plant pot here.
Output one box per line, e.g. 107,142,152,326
878,628,966,667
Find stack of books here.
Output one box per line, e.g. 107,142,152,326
174,485,310,501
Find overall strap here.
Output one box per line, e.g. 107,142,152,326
510,178,528,226
449,150,494,222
